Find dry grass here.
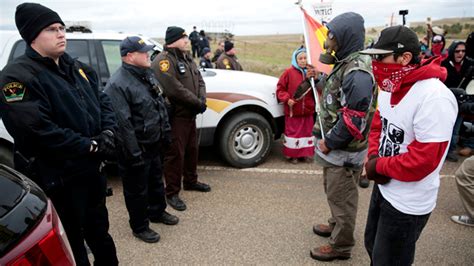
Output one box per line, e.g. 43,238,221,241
234,34,303,77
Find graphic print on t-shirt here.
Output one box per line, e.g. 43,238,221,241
379,116,405,156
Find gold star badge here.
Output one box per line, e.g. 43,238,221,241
223,58,231,69
159,60,170,72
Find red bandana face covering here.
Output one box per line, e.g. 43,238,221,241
431,43,444,56
372,60,417,92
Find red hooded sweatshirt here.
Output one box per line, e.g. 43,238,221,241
368,56,451,182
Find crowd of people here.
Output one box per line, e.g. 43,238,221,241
275,11,473,264
0,2,473,265
190,26,244,71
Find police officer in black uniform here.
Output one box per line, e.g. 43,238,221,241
189,26,199,58
105,36,179,243
199,47,213,68
0,3,118,265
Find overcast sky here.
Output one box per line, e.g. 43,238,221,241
1,0,472,37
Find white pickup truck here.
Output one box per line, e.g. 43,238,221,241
0,30,284,168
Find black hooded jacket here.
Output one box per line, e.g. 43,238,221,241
327,12,365,61
441,41,473,89
318,12,375,151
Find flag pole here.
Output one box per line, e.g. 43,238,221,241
298,4,325,140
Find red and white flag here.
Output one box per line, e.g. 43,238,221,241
301,7,333,74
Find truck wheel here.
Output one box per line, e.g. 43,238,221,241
219,112,272,168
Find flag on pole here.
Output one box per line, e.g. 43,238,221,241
300,7,333,74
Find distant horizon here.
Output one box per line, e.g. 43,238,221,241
1,15,470,39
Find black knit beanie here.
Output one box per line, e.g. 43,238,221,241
15,3,65,44
224,41,234,52
165,26,187,45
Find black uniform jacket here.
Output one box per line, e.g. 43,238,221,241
104,63,171,164
151,47,206,118
199,57,213,69
0,46,116,190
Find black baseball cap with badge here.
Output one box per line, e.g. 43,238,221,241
361,25,421,58
120,36,155,56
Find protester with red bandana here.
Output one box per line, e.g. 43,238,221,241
430,34,448,59
361,25,458,265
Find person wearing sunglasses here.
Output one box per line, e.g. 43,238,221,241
442,41,472,89
442,40,474,161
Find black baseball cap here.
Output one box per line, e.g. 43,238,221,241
361,25,420,56
120,36,155,56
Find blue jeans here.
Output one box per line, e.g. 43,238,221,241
364,186,431,266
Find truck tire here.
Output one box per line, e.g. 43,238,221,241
219,112,272,168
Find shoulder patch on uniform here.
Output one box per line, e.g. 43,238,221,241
78,68,89,82
159,60,170,72
2,82,26,102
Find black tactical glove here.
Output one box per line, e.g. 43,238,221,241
91,129,116,158
365,155,391,185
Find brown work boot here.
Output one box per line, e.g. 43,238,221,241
310,244,351,261
312,224,333,237
459,147,472,157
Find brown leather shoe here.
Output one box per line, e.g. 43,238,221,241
310,245,351,261
313,224,333,237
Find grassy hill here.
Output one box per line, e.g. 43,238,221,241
233,34,303,77
408,17,474,39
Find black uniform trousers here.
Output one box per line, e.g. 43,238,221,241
49,174,118,266
192,43,200,58
164,117,199,197
119,148,167,233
